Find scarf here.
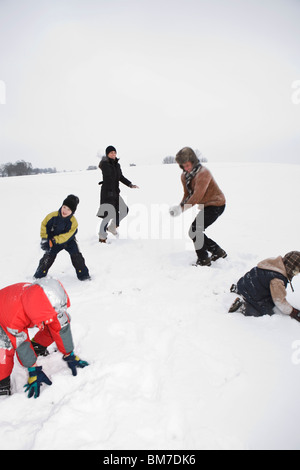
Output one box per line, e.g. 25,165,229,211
183,162,202,203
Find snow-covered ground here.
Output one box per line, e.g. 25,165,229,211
0,161,300,450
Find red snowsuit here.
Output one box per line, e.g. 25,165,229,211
0,282,74,381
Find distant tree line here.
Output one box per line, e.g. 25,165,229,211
0,160,57,177
163,156,177,164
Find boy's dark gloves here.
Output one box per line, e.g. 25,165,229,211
290,308,300,322
40,239,49,251
40,238,54,251
63,352,89,376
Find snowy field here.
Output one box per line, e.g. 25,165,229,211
0,161,300,450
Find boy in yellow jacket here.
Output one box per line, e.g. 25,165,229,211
33,195,90,281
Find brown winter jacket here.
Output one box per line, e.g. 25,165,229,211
180,166,226,210
257,256,294,315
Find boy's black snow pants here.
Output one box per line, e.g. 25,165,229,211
34,239,90,280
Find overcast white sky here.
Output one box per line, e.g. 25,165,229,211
0,0,299,170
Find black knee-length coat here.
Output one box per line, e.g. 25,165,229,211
98,157,132,216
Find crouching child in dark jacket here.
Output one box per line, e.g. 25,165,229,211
229,251,300,321
34,195,90,281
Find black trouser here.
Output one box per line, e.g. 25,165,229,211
189,205,225,260
34,239,90,280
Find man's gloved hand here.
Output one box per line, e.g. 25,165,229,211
63,352,89,376
290,308,300,322
24,366,52,399
169,205,182,217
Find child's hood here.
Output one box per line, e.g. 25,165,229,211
21,278,70,327
283,251,300,281
257,256,288,279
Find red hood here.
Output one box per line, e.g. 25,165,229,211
21,283,70,327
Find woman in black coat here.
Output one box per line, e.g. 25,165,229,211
97,146,138,242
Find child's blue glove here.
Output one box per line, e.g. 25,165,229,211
24,366,52,399
63,352,89,376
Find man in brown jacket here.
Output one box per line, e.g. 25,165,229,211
229,251,300,320
170,147,226,266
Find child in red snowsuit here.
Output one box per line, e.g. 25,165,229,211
0,278,88,398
